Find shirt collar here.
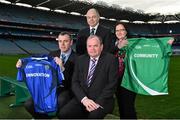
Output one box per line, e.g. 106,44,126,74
60,48,72,58
90,23,99,34
90,55,100,62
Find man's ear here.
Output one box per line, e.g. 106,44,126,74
101,44,103,51
70,40,73,45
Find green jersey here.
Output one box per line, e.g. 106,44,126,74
121,37,173,95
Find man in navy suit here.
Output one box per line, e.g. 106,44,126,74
76,8,113,55
58,35,118,119
20,31,76,118
50,31,76,110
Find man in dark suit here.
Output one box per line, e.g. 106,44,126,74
49,31,76,109
58,35,118,119
76,8,113,55
19,31,76,118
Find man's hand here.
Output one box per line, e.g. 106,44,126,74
54,57,63,66
16,59,22,68
54,57,65,71
82,97,102,112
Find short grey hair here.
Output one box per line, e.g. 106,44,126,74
87,35,103,45
86,8,100,17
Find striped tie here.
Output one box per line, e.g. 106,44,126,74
90,28,95,35
87,58,97,87
61,54,66,64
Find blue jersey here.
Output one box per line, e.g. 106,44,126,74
17,55,64,113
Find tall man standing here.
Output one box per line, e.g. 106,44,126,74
76,8,113,55
58,35,118,119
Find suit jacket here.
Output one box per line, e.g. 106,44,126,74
49,50,76,92
72,52,119,113
76,25,113,55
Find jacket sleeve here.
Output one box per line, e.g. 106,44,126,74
95,56,119,105
71,57,87,102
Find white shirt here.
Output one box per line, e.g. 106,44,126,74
60,48,72,64
90,23,99,35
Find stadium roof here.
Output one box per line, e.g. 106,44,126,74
1,0,180,24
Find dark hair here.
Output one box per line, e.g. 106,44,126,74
114,22,129,37
58,31,72,40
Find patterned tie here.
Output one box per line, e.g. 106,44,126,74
90,28,95,35
61,54,66,64
86,58,97,87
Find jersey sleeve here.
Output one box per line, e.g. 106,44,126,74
16,68,24,82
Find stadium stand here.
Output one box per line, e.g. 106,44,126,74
13,40,50,55
0,38,26,55
38,40,59,52
0,3,82,55
0,2,179,55
172,45,180,55
0,3,86,30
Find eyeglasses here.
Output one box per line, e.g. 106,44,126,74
116,29,126,32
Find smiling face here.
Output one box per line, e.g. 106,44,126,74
115,24,127,40
86,8,100,27
57,34,73,53
87,35,103,58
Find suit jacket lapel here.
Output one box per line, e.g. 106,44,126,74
95,25,101,36
83,55,90,86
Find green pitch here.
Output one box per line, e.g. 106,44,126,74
0,55,180,119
